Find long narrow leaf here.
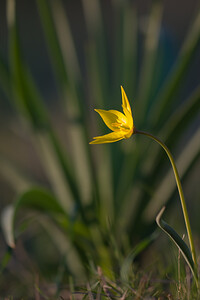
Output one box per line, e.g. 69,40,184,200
156,207,198,285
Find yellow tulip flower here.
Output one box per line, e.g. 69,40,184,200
90,86,135,144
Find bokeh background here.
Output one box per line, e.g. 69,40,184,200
0,0,200,297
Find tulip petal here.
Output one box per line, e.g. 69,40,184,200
95,109,128,131
122,106,133,129
121,86,132,114
90,131,125,144
121,86,134,128
90,87,134,145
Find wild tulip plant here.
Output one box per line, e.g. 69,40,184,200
90,86,198,286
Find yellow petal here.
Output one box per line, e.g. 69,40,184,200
122,105,133,129
95,109,128,132
89,131,125,144
120,86,133,128
121,86,132,113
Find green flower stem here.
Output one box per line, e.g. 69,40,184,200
135,129,197,268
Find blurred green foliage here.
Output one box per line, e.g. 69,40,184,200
0,0,200,296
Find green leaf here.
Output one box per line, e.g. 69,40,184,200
15,187,66,214
1,187,65,248
156,207,198,285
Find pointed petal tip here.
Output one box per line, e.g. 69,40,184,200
89,138,100,144
94,108,103,114
89,139,101,145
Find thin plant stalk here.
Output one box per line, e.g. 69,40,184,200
135,129,197,268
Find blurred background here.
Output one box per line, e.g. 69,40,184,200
0,0,200,297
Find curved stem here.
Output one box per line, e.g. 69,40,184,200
135,129,197,267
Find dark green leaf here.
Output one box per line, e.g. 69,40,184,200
156,207,198,286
